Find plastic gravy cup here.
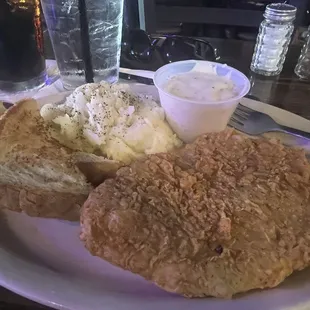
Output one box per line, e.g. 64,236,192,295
153,60,251,143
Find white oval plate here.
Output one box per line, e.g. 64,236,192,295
1,83,310,310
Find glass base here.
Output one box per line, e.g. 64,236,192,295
60,68,119,90
61,75,89,91
294,68,310,80
0,71,47,93
250,65,281,77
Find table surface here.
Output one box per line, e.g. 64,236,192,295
211,38,310,120
1,37,309,310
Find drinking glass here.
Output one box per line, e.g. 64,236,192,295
295,27,310,80
41,0,124,90
0,0,46,95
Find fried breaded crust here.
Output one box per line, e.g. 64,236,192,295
81,129,310,298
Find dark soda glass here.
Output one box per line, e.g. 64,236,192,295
0,0,46,93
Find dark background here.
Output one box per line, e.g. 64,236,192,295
131,0,310,40
1,0,310,309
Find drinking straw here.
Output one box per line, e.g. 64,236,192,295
78,0,94,83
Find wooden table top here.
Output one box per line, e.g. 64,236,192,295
1,37,309,310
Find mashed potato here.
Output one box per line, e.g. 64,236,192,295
40,82,182,164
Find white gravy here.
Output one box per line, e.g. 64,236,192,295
164,71,237,102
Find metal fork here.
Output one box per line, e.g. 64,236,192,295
229,104,310,140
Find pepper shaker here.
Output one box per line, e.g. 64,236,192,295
250,3,297,76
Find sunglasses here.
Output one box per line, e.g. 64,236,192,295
121,29,220,71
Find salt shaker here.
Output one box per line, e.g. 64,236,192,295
250,3,297,76
295,27,310,79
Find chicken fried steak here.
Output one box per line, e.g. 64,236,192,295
81,129,310,298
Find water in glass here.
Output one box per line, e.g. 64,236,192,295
41,0,124,90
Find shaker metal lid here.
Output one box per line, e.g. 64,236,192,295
264,3,297,21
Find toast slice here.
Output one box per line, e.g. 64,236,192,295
73,152,123,187
0,99,92,220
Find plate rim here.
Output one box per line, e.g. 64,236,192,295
1,83,310,310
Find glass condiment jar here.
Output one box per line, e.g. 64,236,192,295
295,26,310,79
250,3,297,76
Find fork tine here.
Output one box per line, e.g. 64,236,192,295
237,103,254,114
233,109,248,122
231,116,244,126
229,117,244,130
